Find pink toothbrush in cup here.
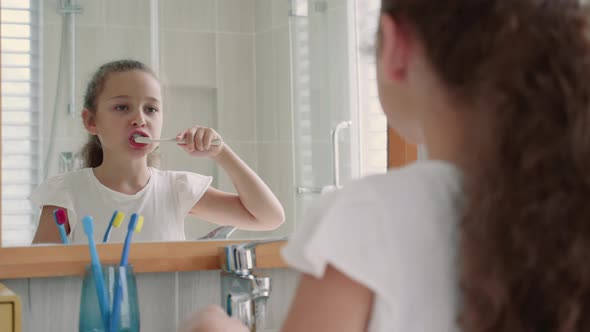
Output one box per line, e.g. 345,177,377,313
53,208,69,244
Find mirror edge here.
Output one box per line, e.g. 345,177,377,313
0,241,287,279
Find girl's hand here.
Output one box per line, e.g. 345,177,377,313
177,125,224,158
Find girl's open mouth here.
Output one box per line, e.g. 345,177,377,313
129,131,149,148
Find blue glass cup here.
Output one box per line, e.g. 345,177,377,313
79,265,140,332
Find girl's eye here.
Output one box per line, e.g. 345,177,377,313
114,105,129,111
146,107,159,113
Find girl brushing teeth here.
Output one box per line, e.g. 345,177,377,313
31,59,284,244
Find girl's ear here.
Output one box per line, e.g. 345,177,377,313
82,109,98,135
379,14,412,82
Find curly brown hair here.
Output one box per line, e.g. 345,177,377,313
381,0,590,331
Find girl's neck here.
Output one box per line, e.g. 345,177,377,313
92,155,151,195
418,88,470,170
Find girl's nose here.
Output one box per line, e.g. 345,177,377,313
131,111,146,127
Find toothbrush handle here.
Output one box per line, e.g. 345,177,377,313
156,137,221,145
91,263,110,331
120,233,131,266
113,230,135,331
102,224,112,243
87,238,110,330
57,225,69,244
111,267,125,332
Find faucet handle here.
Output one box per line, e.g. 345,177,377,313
221,237,287,273
198,225,237,240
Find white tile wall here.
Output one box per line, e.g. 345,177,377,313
216,34,256,141
159,0,216,31
255,30,277,141
217,0,256,33
253,25,293,142
327,0,348,9
103,0,151,28
177,270,221,323
271,0,289,28
2,268,299,332
29,276,81,331
102,28,152,64
136,272,178,331
255,0,273,32
74,26,108,88
160,30,217,88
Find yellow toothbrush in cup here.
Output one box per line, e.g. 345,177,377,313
103,210,125,243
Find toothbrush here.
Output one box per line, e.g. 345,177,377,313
133,135,221,146
110,213,144,332
102,210,125,243
53,208,69,244
82,216,110,331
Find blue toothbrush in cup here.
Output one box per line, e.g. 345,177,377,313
110,213,144,332
82,216,110,331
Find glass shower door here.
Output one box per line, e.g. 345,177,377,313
291,0,362,222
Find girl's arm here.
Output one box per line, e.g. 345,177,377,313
281,265,374,332
179,265,374,332
178,125,285,231
32,205,70,244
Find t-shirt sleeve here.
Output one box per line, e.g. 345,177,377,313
28,173,75,211
173,171,213,217
281,180,399,304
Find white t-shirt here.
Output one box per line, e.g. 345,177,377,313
282,160,462,332
29,167,212,244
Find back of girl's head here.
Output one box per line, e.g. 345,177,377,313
81,59,160,168
381,0,590,331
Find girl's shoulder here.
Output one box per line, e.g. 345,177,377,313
38,168,94,189
282,160,463,300
28,168,93,209
356,160,462,204
329,160,462,211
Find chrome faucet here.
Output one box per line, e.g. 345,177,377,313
219,238,285,331
198,225,237,240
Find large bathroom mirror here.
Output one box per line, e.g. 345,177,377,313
1,0,393,251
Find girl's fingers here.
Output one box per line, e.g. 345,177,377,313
195,127,206,151
177,126,223,155
176,131,185,143
184,127,197,152
203,129,216,150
